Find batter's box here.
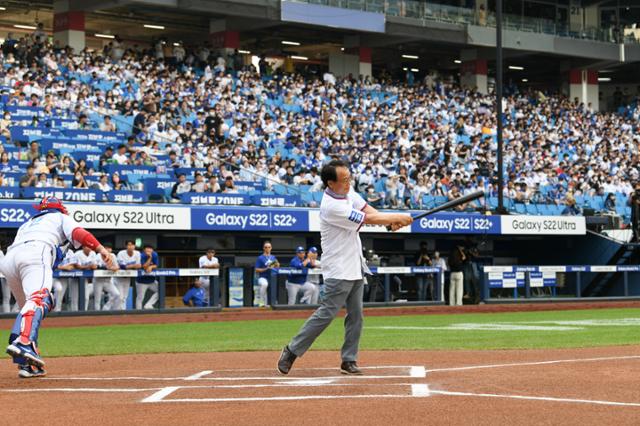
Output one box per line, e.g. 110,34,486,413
142,382,431,403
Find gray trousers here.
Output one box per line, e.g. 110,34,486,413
289,278,364,362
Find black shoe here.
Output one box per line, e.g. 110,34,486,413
277,346,297,375
340,361,363,375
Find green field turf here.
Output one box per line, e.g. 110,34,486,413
23,308,640,357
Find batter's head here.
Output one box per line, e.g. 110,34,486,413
33,196,68,215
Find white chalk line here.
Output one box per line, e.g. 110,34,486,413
1,383,421,393
184,370,213,381
142,386,180,403
2,388,158,393
430,389,640,408
211,365,417,372
44,374,417,382
426,355,640,373
148,394,427,403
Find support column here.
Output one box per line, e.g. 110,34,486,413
358,47,372,78
209,19,240,55
53,1,85,53
460,60,488,94
569,69,598,111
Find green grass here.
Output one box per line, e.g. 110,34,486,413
26,308,640,357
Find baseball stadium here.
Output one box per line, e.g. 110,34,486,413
0,0,639,424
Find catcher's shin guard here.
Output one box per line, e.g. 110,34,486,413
11,289,55,346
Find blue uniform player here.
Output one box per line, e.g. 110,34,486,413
286,247,317,305
183,280,207,307
255,241,279,306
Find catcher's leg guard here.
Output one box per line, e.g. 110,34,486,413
11,289,55,345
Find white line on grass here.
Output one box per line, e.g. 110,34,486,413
141,387,181,403
430,389,640,407
426,355,640,373
184,371,213,380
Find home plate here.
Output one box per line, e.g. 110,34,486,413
276,379,336,385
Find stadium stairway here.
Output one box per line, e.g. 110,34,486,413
581,241,640,297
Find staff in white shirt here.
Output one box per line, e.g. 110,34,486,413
198,248,220,301
115,240,142,310
278,159,413,376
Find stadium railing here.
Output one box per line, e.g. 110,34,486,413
270,266,443,308
482,265,640,302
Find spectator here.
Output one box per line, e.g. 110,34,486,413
629,183,640,242
207,175,221,193
183,279,207,307
604,193,617,214
222,176,238,193
286,247,317,305
100,115,117,132
192,172,207,192
254,241,279,307
111,173,128,191
171,173,191,201
96,174,112,192
19,165,37,188
112,144,130,165
562,195,582,216
72,170,89,189
136,244,159,310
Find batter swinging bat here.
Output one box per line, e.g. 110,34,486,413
386,190,485,231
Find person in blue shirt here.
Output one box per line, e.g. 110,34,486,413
286,247,316,305
136,244,159,310
255,241,279,306
183,279,207,307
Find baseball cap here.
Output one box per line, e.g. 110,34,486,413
296,246,305,253
308,247,318,253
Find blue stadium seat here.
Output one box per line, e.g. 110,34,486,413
311,192,324,203
525,204,538,215
515,204,526,214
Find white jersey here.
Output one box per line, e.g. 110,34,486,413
97,253,118,270
57,250,77,268
199,255,219,282
11,211,80,250
319,188,368,280
116,250,141,269
75,250,98,268
308,258,321,284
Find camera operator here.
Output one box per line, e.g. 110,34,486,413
629,183,640,242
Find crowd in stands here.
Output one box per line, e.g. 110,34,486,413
0,28,638,220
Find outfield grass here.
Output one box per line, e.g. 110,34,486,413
31,308,640,357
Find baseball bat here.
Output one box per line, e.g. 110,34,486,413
386,190,485,231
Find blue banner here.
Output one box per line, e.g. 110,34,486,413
191,207,309,231
105,165,156,176
63,129,125,141
411,213,501,234
0,187,20,199
253,194,299,207
144,178,175,196
39,138,105,153
48,118,79,129
22,187,103,202
5,105,45,117
10,126,61,142
182,193,251,205
106,190,146,203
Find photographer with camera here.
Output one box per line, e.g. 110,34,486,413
414,242,433,301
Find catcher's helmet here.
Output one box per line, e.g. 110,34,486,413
33,196,68,215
